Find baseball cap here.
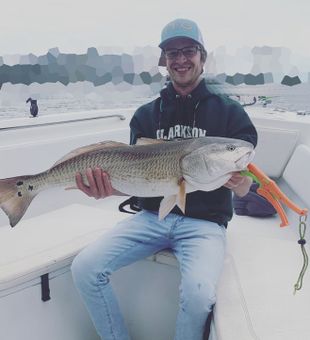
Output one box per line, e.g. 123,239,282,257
159,18,205,49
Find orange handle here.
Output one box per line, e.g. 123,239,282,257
247,163,308,227
257,187,289,227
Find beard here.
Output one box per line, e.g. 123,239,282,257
168,62,203,89
170,70,203,89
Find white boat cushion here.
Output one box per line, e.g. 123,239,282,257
254,126,299,178
214,214,310,340
0,197,180,293
283,144,310,208
0,203,127,291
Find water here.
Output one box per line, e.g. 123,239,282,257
0,83,309,119
222,83,310,113
0,95,156,119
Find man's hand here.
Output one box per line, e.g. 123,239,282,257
75,168,124,199
224,172,253,197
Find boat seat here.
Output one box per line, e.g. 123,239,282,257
0,201,180,340
283,144,310,208
213,213,310,340
254,125,299,178
0,203,128,292
0,197,181,291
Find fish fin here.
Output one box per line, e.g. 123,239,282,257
136,138,166,146
53,141,127,166
159,195,177,220
158,180,187,220
176,179,186,214
0,177,37,227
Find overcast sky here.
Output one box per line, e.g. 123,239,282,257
1,0,309,57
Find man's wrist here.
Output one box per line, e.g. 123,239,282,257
232,176,253,197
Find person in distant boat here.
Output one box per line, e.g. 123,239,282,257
71,18,258,340
26,97,38,118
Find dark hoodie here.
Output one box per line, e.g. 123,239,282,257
129,79,257,227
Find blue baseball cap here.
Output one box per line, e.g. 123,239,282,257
159,18,205,49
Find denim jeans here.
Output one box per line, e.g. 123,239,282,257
71,210,226,340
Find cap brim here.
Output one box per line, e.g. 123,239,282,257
159,36,201,49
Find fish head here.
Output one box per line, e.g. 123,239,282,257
181,137,255,189
204,138,255,171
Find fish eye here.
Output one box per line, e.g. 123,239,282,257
226,144,236,151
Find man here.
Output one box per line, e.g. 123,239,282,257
26,97,39,117
71,18,257,340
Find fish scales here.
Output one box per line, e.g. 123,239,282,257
47,142,186,196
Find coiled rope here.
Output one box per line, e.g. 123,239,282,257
294,214,308,294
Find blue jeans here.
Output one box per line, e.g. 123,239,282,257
71,210,226,340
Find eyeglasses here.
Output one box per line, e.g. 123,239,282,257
164,46,201,60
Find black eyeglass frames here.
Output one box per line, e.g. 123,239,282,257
163,46,201,60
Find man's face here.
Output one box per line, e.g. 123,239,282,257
163,38,204,89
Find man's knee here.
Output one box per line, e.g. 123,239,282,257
71,251,91,287
180,281,216,315
71,250,110,289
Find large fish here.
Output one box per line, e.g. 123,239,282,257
0,137,254,227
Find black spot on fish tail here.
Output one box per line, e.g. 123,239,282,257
0,176,37,227
28,185,34,191
178,176,184,185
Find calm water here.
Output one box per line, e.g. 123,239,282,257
225,83,310,113
0,83,309,119
0,96,151,119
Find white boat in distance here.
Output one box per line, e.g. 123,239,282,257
0,105,309,340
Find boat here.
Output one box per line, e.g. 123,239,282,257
0,103,309,340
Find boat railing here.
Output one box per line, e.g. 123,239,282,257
0,113,126,131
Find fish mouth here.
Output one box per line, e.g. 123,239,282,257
235,150,255,169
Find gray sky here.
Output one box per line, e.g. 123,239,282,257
1,0,309,57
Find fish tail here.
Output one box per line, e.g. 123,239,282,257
0,176,37,227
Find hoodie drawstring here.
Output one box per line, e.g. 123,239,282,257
159,95,201,133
